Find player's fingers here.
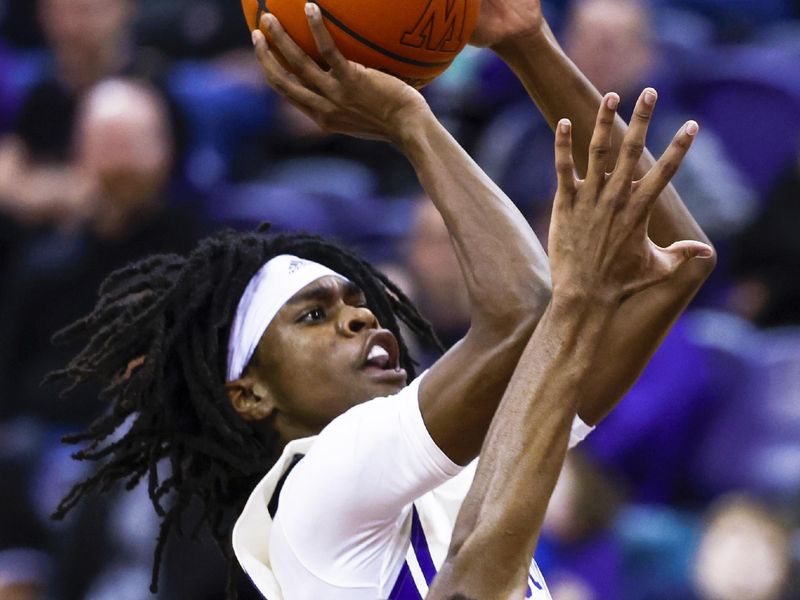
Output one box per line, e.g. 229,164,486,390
585,93,619,191
611,88,657,185
635,120,698,209
261,12,331,91
305,2,349,76
253,30,333,110
554,119,577,200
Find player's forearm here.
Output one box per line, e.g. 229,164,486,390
431,297,613,599
493,27,712,253
394,109,551,332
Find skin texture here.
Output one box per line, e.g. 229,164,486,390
227,276,408,442
428,103,711,600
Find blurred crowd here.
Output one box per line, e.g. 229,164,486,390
0,0,799,598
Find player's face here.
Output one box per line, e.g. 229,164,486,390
250,276,408,436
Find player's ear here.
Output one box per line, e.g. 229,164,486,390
225,377,276,422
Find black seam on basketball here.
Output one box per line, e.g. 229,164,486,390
312,0,451,68
256,0,268,28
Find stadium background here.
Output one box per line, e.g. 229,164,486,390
0,0,798,597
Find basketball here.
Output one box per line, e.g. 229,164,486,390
241,0,480,88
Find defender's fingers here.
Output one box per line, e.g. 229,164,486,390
660,239,715,275
261,13,331,91
624,239,714,297
636,121,699,208
554,119,577,200
612,88,657,185
305,3,349,76
253,30,335,110
585,93,619,191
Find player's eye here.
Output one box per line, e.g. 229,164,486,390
298,307,326,323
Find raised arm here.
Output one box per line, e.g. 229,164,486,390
253,5,551,465
429,103,713,600
472,1,716,424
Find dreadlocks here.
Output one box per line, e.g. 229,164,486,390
47,224,442,596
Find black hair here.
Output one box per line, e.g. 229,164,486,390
47,224,442,596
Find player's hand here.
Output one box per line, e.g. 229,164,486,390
252,3,429,143
547,89,715,305
470,0,544,48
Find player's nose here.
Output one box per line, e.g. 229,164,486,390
338,305,378,335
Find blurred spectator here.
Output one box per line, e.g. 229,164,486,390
136,0,251,59
0,41,19,296
406,197,470,365
564,0,757,240
0,548,51,600
684,150,799,503
251,98,418,197
729,152,800,328
692,495,794,600
0,77,208,596
0,77,207,426
583,317,718,505
685,311,800,501
478,0,757,244
662,0,796,38
538,452,625,600
0,0,44,48
0,419,51,554
0,0,135,229
0,41,15,133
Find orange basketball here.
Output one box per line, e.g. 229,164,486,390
241,0,480,88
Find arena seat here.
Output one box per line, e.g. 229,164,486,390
686,310,800,501
167,60,275,189
676,45,800,195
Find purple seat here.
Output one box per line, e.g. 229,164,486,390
687,311,800,501
677,45,800,195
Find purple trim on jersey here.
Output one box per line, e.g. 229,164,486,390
388,505,435,599
410,506,437,586
525,565,544,597
389,562,424,600
530,570,543,590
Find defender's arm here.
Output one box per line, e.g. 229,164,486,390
429,109,711,598
481,9,716,424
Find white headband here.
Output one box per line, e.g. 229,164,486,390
226,255,347,381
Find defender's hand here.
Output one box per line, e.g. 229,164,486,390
253,3,429,143
470,0,544,48
548,89,714,304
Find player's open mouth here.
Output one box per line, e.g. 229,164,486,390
360,331,406,382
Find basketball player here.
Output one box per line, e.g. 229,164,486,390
52,3,714,599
